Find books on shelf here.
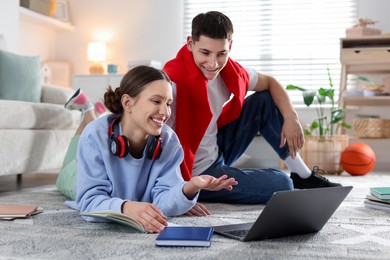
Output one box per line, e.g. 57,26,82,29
0,204,43,220
370,187,390,200
156,226,214,247
80,210,145,232
364,187,390,212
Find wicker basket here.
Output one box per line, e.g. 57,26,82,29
353,118,390,138
300,135,349,175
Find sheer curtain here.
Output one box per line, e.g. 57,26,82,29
183,0,357,104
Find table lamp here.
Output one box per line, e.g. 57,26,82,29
88,42,107,74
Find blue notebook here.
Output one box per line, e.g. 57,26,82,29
156,226,214,247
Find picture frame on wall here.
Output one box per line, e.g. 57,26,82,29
54,0,70,22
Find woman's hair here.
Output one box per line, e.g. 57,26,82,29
191,11,234,42
104,65,171,114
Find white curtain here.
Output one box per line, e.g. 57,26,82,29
183,0,357,105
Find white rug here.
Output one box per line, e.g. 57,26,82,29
0,172,390,260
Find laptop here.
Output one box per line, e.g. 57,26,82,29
213,186,352,241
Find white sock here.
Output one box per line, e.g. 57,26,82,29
81,102,94,114
284,154,312,178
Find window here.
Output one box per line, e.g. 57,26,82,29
183,0,357,105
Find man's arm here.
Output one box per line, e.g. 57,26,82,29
253,73,304,158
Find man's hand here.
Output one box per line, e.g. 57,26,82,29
256,73,304,159
280,116,304,159
184,202,210,216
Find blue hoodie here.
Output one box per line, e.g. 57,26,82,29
76,115,197,221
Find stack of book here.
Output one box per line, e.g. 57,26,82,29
364,187,390,212
0,204,42,220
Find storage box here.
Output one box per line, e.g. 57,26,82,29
353,118,390,138
383,76,390,94
20,0,52,17
340,47,390,64
346,27,382,38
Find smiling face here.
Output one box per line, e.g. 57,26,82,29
187,35,232,80
123,79,173,138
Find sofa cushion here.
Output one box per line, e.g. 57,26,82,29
0,99,80,130
0,49,41,102
41,84,74,104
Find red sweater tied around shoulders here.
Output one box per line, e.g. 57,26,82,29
163,45,249,181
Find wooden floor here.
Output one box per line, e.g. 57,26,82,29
0,172,58,194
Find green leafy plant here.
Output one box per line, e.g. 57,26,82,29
355,76,376,86
354,76,382,93
286,68,351,136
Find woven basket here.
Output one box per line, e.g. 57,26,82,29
300,135,349,175
353,118,390,138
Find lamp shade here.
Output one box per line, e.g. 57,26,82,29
87,42,107,62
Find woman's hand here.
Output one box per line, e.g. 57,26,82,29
121,201,167,233
191,175,238,191
182,174,238,200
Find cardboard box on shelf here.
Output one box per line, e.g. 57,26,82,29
346,27,382,37
20,0,53,17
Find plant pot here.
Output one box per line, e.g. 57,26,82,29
300,135,349,175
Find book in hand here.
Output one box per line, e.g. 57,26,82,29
80,210,145,232
156,226,214,247
0,204,43,220
370,187,390,200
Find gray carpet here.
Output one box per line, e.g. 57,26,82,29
1,172,390,260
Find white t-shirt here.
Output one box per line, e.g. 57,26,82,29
168,66,259,175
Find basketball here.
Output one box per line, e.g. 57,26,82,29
340,143,376,176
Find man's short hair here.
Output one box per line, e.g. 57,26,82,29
191,11,234,41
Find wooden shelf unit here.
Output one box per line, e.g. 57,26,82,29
19,6,74,31
339,36,390,107
342,96,390,107
339,36,390,136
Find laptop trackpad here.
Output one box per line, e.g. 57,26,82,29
214,223,254,240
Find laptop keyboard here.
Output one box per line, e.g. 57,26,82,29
225,229,249,238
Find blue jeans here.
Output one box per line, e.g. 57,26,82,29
199,91,294,204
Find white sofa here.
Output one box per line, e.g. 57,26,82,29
0,85,80,179
0,34,80,180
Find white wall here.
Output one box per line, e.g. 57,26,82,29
19,21,57,60
357,0,390,33
0,0,19,52
12,0,390,75
56,0,183,75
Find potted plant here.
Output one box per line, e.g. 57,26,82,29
286,68,351,175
